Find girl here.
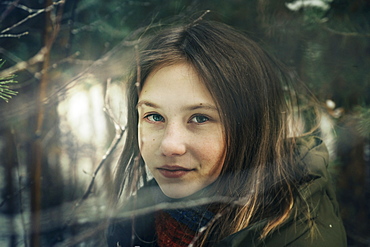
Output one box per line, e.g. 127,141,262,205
107,20,346,247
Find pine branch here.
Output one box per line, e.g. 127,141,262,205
0,60,18,102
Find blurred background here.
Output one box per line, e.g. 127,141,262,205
0,0,369,246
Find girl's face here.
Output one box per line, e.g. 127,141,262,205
137,63,225,198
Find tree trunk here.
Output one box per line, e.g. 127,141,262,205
30,0,53,246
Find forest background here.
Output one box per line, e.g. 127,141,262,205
0,0,369,246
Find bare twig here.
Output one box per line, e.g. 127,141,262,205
0,0,65,34
0,31,29,38
189,211,225,247
61,78,126,233
80,127,125,202
79,78,125,202
1,1,45,14
322,25,370,37
192,9,211,25
0,184,26,208
313,15,370,37
0,47,48,78
103,78,122,127
13,129,29,247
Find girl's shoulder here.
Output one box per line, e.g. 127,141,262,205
215,136,347,247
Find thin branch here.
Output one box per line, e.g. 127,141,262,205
79,127,124,202
0,47,47,78
0,0,65,34
61,78,126,232
103,78,122,127
42,37,139,104
0,0,66,77
314,16,370,37
0,31,28,38
1,1,45,14
13,128,29,247
192,9,211,25
0,183,27,208
322,25,370,37
189,211,225,247
79,80,125,202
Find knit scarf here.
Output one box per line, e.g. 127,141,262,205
155,206,215,247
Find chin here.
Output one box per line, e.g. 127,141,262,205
159,184,197,199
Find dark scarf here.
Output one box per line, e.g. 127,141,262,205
150,182,218,247
155,206,215,247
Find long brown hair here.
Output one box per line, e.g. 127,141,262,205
114,20,316,245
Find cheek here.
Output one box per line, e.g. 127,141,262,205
199,136,225,172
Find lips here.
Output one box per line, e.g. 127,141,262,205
157,165,194,178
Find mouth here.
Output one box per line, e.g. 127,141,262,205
157,165,194,178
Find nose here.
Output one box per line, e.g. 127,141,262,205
160,122,186,156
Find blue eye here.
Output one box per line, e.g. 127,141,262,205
146,114,164,122
191,115,209,123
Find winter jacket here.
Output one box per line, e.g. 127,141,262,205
107,136,347,246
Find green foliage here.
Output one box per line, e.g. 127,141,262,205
0,60,17,103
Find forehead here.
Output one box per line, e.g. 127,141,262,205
138,63,215,107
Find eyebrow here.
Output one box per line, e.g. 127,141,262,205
137,100,218,112
137,100,159,109
185,104,218,112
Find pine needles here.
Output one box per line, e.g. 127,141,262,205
0,60,17,102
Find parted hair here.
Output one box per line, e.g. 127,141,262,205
113,19,316,245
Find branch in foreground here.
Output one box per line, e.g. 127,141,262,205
54,195,249,247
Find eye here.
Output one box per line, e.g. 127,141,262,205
145,113,165,122
190,115,209,124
